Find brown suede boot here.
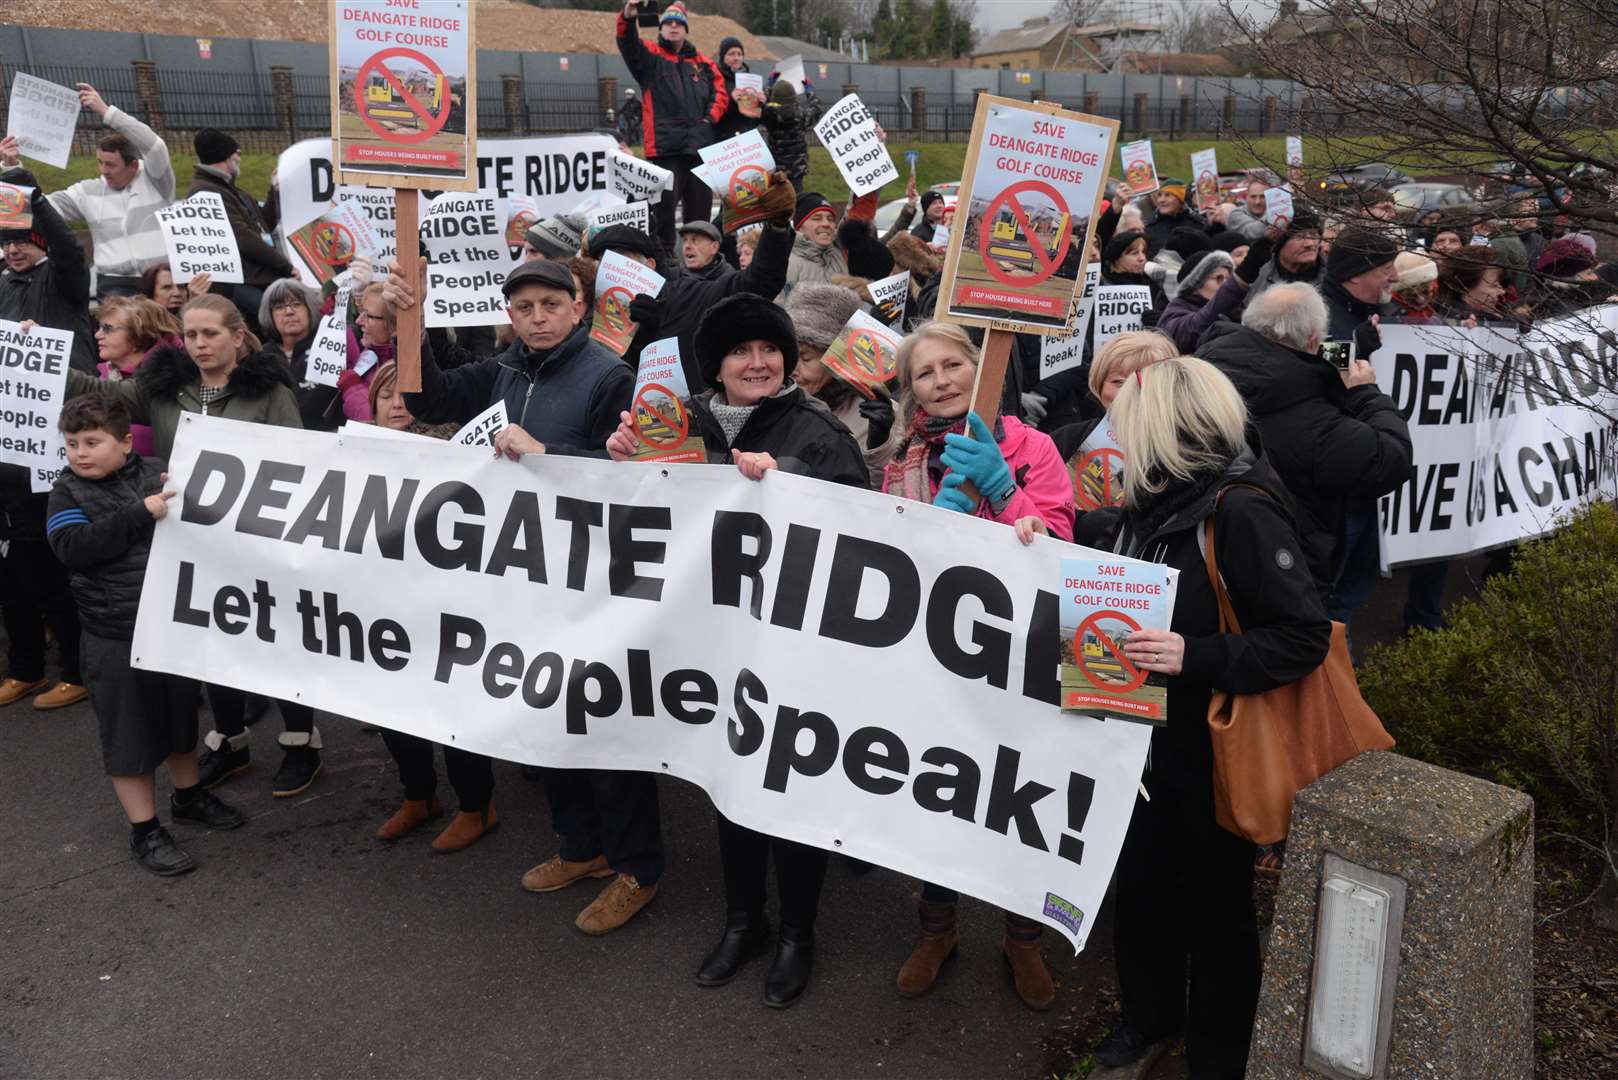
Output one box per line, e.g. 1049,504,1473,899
1002,915,1055,1011
896,900,959,998
376,797,444,841
430,804,498,853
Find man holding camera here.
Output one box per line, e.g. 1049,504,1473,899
617,1,729,251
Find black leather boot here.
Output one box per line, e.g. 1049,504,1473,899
763,921,815,1008
695,909,771,987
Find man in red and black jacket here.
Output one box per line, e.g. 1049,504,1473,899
617,1,728,251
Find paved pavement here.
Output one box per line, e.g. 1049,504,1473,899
0,560,1478,1079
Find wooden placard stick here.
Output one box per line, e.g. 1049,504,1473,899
958,327,1016,504
394,188,422,392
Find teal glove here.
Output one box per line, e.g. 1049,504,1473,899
940,411,1014,504
932,470,977,514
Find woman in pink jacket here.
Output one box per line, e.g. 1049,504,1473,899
874,318,1073,1012
93,295,180,457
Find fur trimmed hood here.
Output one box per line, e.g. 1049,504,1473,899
886,232,941,280
136,341,296,402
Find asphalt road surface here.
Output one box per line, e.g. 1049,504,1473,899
0,559,1476,1079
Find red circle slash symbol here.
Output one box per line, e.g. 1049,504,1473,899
979,180,1072,288
0,185,26,219
729,165,769,208
309,221,356,267
598,287,634,335
507,210,538,245
633,382,689,448
356,48,453,146
1073,447,1125,510
1075,610,1147,694
1124,161,1154,189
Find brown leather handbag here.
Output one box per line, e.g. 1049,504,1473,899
1201,489,1394,845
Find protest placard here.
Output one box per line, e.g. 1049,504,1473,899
609,151,673,204
421,191,512,328
695,130,777,232
135,413,1160,948
1190,148,1219,210
1286,136,1304,167
0,320,71,491
814,94,898,198
6,74,80,170
868,271,911,325
1068,411,1124,511
930,222,951,251
591,251,665,355
330,0,476,189
586,199,652,241
156,193,243,284
1091,284,1152,354
1118,140,1159,197
452,400,509,447
733,72,765,119
629,337,705,463
1370,309,1618,569
1264,187,1295,228
504,194,540,250
1059,555,1174,724
775,55,806,92
820,310,901,399
0,182,35,232
1039,263,1102,378
937,95,1118,336
287,199,383,287
304,288,351,389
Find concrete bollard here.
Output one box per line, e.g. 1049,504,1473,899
1247,751,1533,1079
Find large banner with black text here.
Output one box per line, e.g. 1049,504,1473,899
1371,306,1618,568
133,416,1160,949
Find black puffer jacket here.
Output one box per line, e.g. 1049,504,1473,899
262,335,343,432
689,386,868,488
713,42,757,142
1196,322,1412,587
616,13,728,158
1075,451,1331,788
0,168,96,373
1142,203,1207,258
655,224,793,389
45,453,165,640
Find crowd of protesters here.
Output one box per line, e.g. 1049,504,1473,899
4,22,1618,1073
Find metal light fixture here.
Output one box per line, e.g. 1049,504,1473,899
1303,854,1407,1079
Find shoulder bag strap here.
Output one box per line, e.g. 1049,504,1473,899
1202,483,1273,635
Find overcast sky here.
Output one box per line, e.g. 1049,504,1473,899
973,0,1275,36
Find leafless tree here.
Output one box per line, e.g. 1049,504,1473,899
1160,0,1241,53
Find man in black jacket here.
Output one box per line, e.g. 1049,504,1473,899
0,169,96,372
617,1,728,251
1197,282,1412,604
186,129,294,334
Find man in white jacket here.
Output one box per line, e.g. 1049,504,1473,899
43,85,174,298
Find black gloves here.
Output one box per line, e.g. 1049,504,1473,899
628,293,661,335
1235,236,1274,285
858,395,895,450
1352,317,1382,360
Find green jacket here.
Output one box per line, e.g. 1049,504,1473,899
66,342,302,460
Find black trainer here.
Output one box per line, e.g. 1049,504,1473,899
1094,1022,1169,1068
272,746,321,797
197,741,250,788
131,826,196,876
170,789,247,830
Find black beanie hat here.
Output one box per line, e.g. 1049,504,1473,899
718,36,744,61
694,293,800,389
919,190,944,213
587,224,660,264
1210,230,1248,253
1327,226,1400,284
1103,229,1147,267
794,192,833,230
194,128,239,164
1166,225,1212,261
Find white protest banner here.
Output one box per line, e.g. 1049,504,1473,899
1059,554,1174,724
590,251,665,355
1119,140,1159,197
340,420,425,442
814,94,898,198
820,310,901,399
1263,188,1295,229
452,400,509,447
1091,284,1152,354
1040,263,1103,378
0,320,71,490
586,200,651,242
421,191,513,328
305,288,352,389
869,271,911,325
6,74,81,169
1190,148,1219,210
940,96,1117,335
1372,309,1618,569
331,0,475,186
1286,136,1304,167
775,55,806,92
629,337,705,463
133,413,1157,948
695,130,777,231
733,72,765,119
609,151,673,204
156,192,243,284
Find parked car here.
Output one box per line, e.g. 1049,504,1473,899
1316,162,1415,204
1390,182,1474,222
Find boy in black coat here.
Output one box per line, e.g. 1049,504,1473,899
47,395,244,876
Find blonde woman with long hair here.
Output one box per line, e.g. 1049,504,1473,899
1073,356,1330,1078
